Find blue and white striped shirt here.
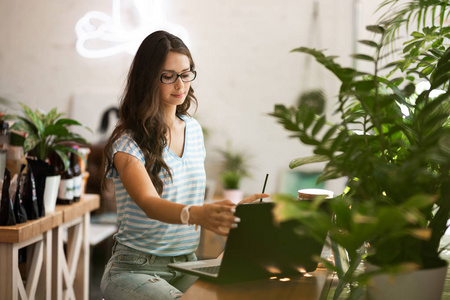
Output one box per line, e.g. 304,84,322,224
106,115,206,256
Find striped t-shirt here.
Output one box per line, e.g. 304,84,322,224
106,115,206,256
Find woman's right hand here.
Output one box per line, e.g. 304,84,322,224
190,200,239,236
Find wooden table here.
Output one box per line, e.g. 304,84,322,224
181,268,334,300
0,194,100,300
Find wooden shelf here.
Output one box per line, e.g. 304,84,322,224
0,194,100,243
0,194,100,300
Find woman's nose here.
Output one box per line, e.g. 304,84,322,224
174,76,184,89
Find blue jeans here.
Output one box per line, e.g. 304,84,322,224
101,242,198,300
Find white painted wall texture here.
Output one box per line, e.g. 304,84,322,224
0,0,384,197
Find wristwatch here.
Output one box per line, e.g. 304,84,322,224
181,205,193,225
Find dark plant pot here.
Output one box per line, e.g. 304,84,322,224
26,158,52,217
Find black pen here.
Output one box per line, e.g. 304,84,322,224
260,174,269,202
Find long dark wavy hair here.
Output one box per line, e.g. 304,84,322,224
102,31,197,195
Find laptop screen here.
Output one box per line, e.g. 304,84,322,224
217,202,325,281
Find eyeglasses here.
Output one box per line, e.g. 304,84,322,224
160,70,197,84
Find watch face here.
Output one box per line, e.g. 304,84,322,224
181,206,190,224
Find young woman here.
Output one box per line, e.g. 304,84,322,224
100,31,268,300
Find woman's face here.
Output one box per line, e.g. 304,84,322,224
159,51,192,108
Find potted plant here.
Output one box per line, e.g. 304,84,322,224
269,1,450,299
6,102,91,215
297,88,326,115
218,142,251,204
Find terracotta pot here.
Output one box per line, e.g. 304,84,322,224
366,263,448,300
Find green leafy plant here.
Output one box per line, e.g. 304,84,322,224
377,0,450,46
220,170,242,190
297,89,326,115
218,142,251,190
6,102,91,170
270,1,450,298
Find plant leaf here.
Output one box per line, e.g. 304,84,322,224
303,107,316,129
19,103,44,134
312,116,326,136
289,155,329,169
366,25,385,34
358,40,380,48
44,124,70,137
350,54,375,62
402,194,437,209
23,134,40,154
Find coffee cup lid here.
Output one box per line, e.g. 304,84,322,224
298,188,334,200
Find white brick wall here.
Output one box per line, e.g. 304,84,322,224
0,0,383,196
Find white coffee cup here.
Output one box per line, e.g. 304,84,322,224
298,188,334,200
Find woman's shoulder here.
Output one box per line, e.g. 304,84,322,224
179,114,202,129
112,131,142,155
114,131,135,145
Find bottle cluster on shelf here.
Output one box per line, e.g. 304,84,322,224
51,146,84,205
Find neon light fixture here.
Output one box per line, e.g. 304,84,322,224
75,0,190,58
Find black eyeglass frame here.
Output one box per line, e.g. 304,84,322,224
160,70,197,84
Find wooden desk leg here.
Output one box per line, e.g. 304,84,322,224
0,234,46,300
54,215,90,300
52,225,63,300
0,243,17,300
24,238,44,298
37,230,52,300
54,220,80,300
74,212,90,300
45,230,52,300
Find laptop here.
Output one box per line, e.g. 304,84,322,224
168,202,325,283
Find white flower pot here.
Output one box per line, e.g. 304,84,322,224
43,175,61,213
223,189,244,204
366,263,448,300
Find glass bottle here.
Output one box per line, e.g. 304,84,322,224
0,116,10,180
57,152,74,205
70,146,82,202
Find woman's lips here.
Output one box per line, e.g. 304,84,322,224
172,93,185,98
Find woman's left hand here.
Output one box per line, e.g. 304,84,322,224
238,193,270,205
